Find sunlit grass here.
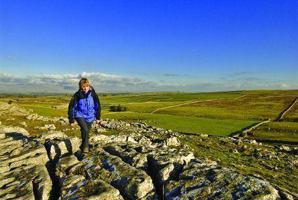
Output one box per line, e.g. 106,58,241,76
104,111,257,136
254,121,298,143
2,90,298,140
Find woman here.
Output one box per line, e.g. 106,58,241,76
68,78,101,153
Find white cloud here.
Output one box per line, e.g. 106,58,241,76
0,71,297,93
0,71,163,93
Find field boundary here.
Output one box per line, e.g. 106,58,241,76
275,97,298,121
229,119,271,137
150,95,247,114
259,94,298,99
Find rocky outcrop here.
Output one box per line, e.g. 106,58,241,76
0,102,29,116
26,113,69,125
0,126,51,199
0,125,30,137
0,119,297,200
165,160,280,200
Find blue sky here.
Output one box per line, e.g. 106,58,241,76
0,0,297,93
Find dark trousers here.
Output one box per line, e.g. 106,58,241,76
75,117,92,150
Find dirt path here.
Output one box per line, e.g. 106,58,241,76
150,95,247,114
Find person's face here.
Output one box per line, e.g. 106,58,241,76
82,84,90,93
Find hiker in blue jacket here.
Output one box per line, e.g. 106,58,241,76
68,78,101,153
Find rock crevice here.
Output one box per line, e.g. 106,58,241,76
0,120,297,200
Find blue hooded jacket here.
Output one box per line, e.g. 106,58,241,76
68,87,101,123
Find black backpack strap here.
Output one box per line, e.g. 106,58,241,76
91,87,101,119
68,91,80,123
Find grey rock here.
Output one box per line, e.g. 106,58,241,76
104,144,149,170
148,147,195,189
165,136,180,146
0,102,29,116
45,137,81,160
90,134,112,145
280,145,291,152
58,148,155,200
165,159,280,200
96,127,107,133
56,155,80,177
41,130,68,140
199,133,209,138
0,125,30,137
0,119,291,200
0,129,51,200
61,178,124,200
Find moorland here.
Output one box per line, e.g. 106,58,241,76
0,90,298,196
1,90,297,143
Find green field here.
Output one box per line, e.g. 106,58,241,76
105,112,256,136
155,94,293,120
284,100,298,122
1,90,298,143
254,121,298,143
1,90,298,193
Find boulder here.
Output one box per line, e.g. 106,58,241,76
165,136,180,146
45,137,81,160
165,159,280,200
40,130,68,140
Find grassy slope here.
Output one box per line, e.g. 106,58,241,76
284,101,298,122
2,90,298,141
101,91,257,136
181,135,298,194
105,112,256,136
254,121,298,143
155,94,295,120
1,91,298,193
102,90,298,141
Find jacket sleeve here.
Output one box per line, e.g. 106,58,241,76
92,90,101,120
68,95,77,123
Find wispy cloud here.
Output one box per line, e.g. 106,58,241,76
0,71,162,93
0,71,297,93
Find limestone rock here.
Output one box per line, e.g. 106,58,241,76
0,125,29,137
41,130,68,140
96,127,107,133
104,144,149,170
45,137,81,161
90,134,112,145
56,155,80,177
165,159,280,200
36,124,56,131
165,136,180,146
0,119,293,200
57,148,155,200
0,102,29,116
0,127,51,200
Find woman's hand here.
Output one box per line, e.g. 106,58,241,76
70,122,76,127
